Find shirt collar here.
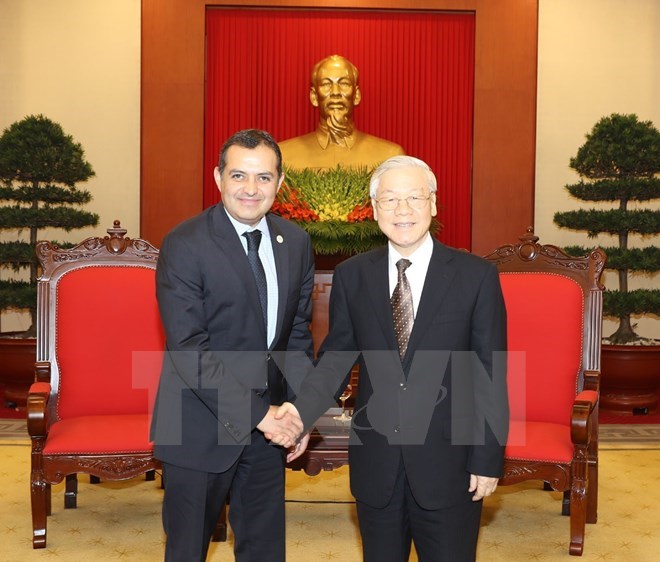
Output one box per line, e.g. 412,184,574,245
224,208,270,240
388,233,433,268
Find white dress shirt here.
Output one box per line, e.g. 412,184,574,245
225,210,279,347
387,233,434,319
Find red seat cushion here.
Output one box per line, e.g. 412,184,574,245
505,420,573,463
42,414,153,455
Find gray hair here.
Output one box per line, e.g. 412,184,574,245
369,156,437,199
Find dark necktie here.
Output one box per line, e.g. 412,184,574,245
243,230,268,332
391,258,414,359
244,230,284,404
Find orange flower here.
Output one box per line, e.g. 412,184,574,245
272,186,320,222
347,202,374,223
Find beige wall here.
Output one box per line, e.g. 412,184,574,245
0,0,140,331
1,0,657,336
535,0,660,339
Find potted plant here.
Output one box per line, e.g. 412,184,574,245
554,113,660,414
0,114,98,407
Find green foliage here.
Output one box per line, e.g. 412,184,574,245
0,114,94,185
0,114,98,334
294,220,387,255
565,177,660,202
604,289,660,318
563,246,659,272
0,241,34,270
0,280,35,311
554,113,660,343
570,113,660,178
0,206,99,230
554,209,659,236
0,184,93,204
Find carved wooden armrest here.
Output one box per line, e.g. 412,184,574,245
582,369,600,393
570,389,598,445
35,360,51,383
27,382,51,437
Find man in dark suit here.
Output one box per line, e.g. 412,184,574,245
150,129,312,561
278,155,509,561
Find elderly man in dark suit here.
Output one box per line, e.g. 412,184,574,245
150,129,312,562
278,155,509,562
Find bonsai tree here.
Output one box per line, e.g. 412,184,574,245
554,113,660,344
0,114,98,336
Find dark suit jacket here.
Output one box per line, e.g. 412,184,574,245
296,240,508,510
150,203,314,473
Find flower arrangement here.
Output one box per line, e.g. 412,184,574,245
271,166,387,255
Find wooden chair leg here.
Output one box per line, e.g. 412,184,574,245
90,475,101,484
64,474,78,509
145,469,156,481
569,466,588,556
31,475,48,548
561,490,570,516
45,482,52,516
587,460,598,524
212,503,228,542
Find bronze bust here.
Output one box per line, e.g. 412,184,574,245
279,55,405,171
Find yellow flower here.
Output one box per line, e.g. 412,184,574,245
317,203,348,221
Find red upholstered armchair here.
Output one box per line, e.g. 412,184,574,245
27,222,164,549
484,229,606,556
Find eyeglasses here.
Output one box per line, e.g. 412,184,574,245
373,195,431,211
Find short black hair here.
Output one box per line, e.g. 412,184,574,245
217,129,283,178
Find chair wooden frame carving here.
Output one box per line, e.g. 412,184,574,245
27,221,163,549
484,229,606,556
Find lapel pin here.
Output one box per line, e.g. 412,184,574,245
276,235,284,244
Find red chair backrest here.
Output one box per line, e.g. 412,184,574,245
500,272,584,426
54,265,165,419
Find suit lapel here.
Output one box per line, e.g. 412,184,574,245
266,214,288,347
367,247,400,351
209,204,267,342
405,241,456,362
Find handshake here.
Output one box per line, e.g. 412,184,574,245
257,403,310,462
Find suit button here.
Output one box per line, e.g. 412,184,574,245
399,383,407,391
394,425,400,433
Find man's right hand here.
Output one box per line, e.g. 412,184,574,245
257,405,303,448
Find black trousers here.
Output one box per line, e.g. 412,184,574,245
356,461,483,562
161,431,285,562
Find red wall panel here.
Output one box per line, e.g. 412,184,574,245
204,8,475,249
